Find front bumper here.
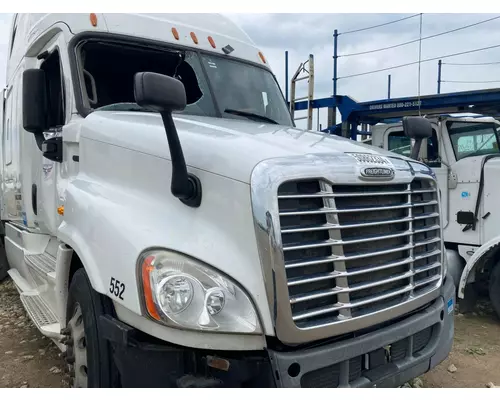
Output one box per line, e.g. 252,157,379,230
101,275,455,388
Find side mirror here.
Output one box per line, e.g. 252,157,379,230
402,116,432,160
22,69,63,162
22,69,47,139
133,72,201,208
134,72,186,112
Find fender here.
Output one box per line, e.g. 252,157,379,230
54,144,275,339
458,236,500,298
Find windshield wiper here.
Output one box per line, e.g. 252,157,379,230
224,108,279,125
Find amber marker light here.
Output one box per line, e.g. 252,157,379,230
90,13,98,27
190,32,199,45
171,27,179,40
208,36,216,48
141,255,161,321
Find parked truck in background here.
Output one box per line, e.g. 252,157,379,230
371,115,500,317
0,13,455,388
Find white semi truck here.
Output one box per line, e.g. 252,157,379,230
371,115,500,317
0,13,455,388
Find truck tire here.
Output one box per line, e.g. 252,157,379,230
0,236,10,282
64,268,118,388
489,261,500,320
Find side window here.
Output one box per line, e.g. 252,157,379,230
40,49,65,129
388,132,411,157
387,129,441,167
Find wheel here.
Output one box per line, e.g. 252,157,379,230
0,236,10,282
63,268,119,388
489,261,500,320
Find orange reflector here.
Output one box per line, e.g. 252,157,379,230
90,13,98,27
171,27,179,40
258,51,266,64
190,32,199,45
57,206,64,216
142,256,161,321
208,36,216,49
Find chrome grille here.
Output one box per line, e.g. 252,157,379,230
277,178,442,328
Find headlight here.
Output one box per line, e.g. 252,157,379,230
408,161,436,178
139,250,261,334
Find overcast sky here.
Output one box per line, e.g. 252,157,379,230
1,13,499,128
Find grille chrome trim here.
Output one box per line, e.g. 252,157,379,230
277,188,435,199
283,225,440,251
285,237,441,269
250,154,443,345
279,199,439,216
287,260,441,288
290,260,441,301
291,277,441,322
281,212,439,234
292,285,415,321
291,269,419,304
281,178,441,326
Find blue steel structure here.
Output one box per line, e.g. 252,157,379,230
283,15,500,140
293,88,500,140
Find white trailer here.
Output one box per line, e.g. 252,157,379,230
0,13,455,388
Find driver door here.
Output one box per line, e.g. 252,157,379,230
441,117,500,245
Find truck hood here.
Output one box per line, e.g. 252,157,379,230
81,111,408,183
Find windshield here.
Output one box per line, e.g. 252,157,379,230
447,121,500,160
199,54,292,125
77,40,293,126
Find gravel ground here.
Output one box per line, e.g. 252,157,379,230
0,276,499,388
422,299,500,389
0,278,68,388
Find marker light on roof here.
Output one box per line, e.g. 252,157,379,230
208,36,216,49
171,27,179,40
258,52,266,64
190,32,199,45
90,13,98,27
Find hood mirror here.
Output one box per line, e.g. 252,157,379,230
134,72,202,208
402,116,432,160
